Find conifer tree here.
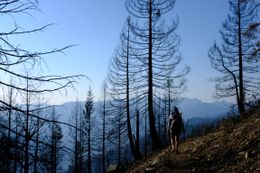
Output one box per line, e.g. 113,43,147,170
83,87,94,173
209,0,260,113
126,0,189,149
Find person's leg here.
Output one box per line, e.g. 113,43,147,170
175,135,180,153
168,128,171,141
171,134,175,152
173,135,177,152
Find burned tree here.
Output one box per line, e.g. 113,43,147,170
83,87,94,173
107,18,142,160
126,0,189,149
209,0,260,114
0,1,83,172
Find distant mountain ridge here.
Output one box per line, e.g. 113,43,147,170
55,98,232,124
179,98,231,120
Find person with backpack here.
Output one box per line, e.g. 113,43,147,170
168,107,185,153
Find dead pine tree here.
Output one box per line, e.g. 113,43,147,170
83,87,94,173
107,17,142,160
209,0,260,114
126,0,189,150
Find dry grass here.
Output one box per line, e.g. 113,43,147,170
124,106,260,173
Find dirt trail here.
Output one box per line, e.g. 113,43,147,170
125,106,260,173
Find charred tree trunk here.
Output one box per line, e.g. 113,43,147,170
238,0,245,114
87,126,91,173
126,20,142,160
135,110,141,158
24,79,30,173
148,0,161,150
33,117,40,173
102,87,106,172
74,109,78,173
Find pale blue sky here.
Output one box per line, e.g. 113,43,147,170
4,0,229,104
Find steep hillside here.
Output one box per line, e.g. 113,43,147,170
123,105,260,173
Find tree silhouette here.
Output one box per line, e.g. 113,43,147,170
0,1,83,172
100,81,108,172
68,100,84,173
106,85,128,166
107,18,142,160
50,107,63,173
83,87,94,173
209,0,260,114
126,0,189,149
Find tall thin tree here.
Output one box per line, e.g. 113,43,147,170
126,0,189,149
107,18,142,159
83,87,94,173
209,0,260,114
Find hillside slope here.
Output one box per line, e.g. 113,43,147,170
125,106,260,173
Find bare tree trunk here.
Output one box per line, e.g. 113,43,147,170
135,110,141,157
102,87,106,172
51,115,58,173
83,88,94,173
74,119,78,173
238,0,245,114
14,114,18,173
118,110,122,166
24,79,30,173
126,20,142,160
51,124,54,173
33,117,40,173
164,97,168,145
148,0,161,150
79,117,83,173
87,127,91,173
7,87,13,172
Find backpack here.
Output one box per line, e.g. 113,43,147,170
170,113,184,133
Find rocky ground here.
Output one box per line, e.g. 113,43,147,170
122,105,260,173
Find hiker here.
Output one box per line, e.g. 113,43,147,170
168,107,185,153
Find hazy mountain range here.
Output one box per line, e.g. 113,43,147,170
179,98,232,121
55,97,232,128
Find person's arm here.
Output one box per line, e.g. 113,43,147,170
168,119,172,129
